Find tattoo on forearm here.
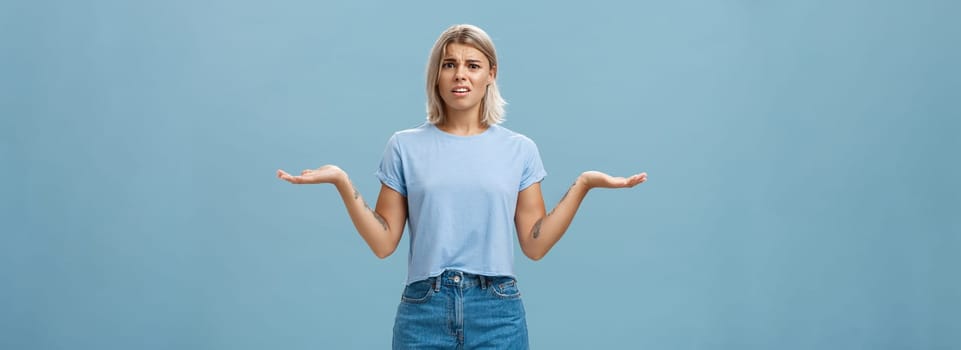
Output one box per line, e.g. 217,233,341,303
352,185,360,200
364,200,388,231
531,218,544,239
547,181,577,217
559,181,575,204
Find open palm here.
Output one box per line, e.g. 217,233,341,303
277,165,346,185
581,170,647,189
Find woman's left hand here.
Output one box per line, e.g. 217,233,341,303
579,171,647,189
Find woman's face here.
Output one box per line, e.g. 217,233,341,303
437,43,496,117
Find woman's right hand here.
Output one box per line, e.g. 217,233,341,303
277,165,347,185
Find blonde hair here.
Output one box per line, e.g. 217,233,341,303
425,24,506,125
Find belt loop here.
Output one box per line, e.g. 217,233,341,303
479,275,487,289
433,276,441,292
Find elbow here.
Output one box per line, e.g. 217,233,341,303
373,246,397,259
522,247,546,261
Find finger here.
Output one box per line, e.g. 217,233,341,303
609,177,628,187
302,169,312,175
277,171,303,184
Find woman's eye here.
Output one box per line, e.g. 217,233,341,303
442,63,455,68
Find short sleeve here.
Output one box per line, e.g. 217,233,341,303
375,134,407,196
519,138,547,191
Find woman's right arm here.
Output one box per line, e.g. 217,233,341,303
277,165,407,259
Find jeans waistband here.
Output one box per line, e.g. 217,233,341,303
431,270,492,291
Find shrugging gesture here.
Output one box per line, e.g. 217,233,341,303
277,165,408,259
514,170,647,260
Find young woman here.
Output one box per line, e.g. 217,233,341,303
277,24,646,349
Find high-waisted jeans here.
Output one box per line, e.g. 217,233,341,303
392,270,529,349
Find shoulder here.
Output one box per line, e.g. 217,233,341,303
392,122,431,138
386,122,432,144
492,124,539,148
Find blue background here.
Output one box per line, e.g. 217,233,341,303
2,0,958,349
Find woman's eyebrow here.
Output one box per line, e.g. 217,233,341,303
441,58,484,64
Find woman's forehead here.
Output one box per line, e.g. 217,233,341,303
443,43,487,61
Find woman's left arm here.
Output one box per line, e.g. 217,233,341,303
515,171,647,260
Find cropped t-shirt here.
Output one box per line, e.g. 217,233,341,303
376,122,547,284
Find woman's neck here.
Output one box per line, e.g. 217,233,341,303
438,110,487,136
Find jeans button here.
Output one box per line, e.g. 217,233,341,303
453,275,461,283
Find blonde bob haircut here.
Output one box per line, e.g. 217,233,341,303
425,24,506,125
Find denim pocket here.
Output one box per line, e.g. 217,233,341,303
400,279,435,304
490,277,521,299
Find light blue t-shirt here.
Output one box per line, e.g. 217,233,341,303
376,122,547,284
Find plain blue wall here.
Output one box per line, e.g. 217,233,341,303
2,0,958,349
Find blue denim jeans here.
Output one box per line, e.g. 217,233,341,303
392,270,529,349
